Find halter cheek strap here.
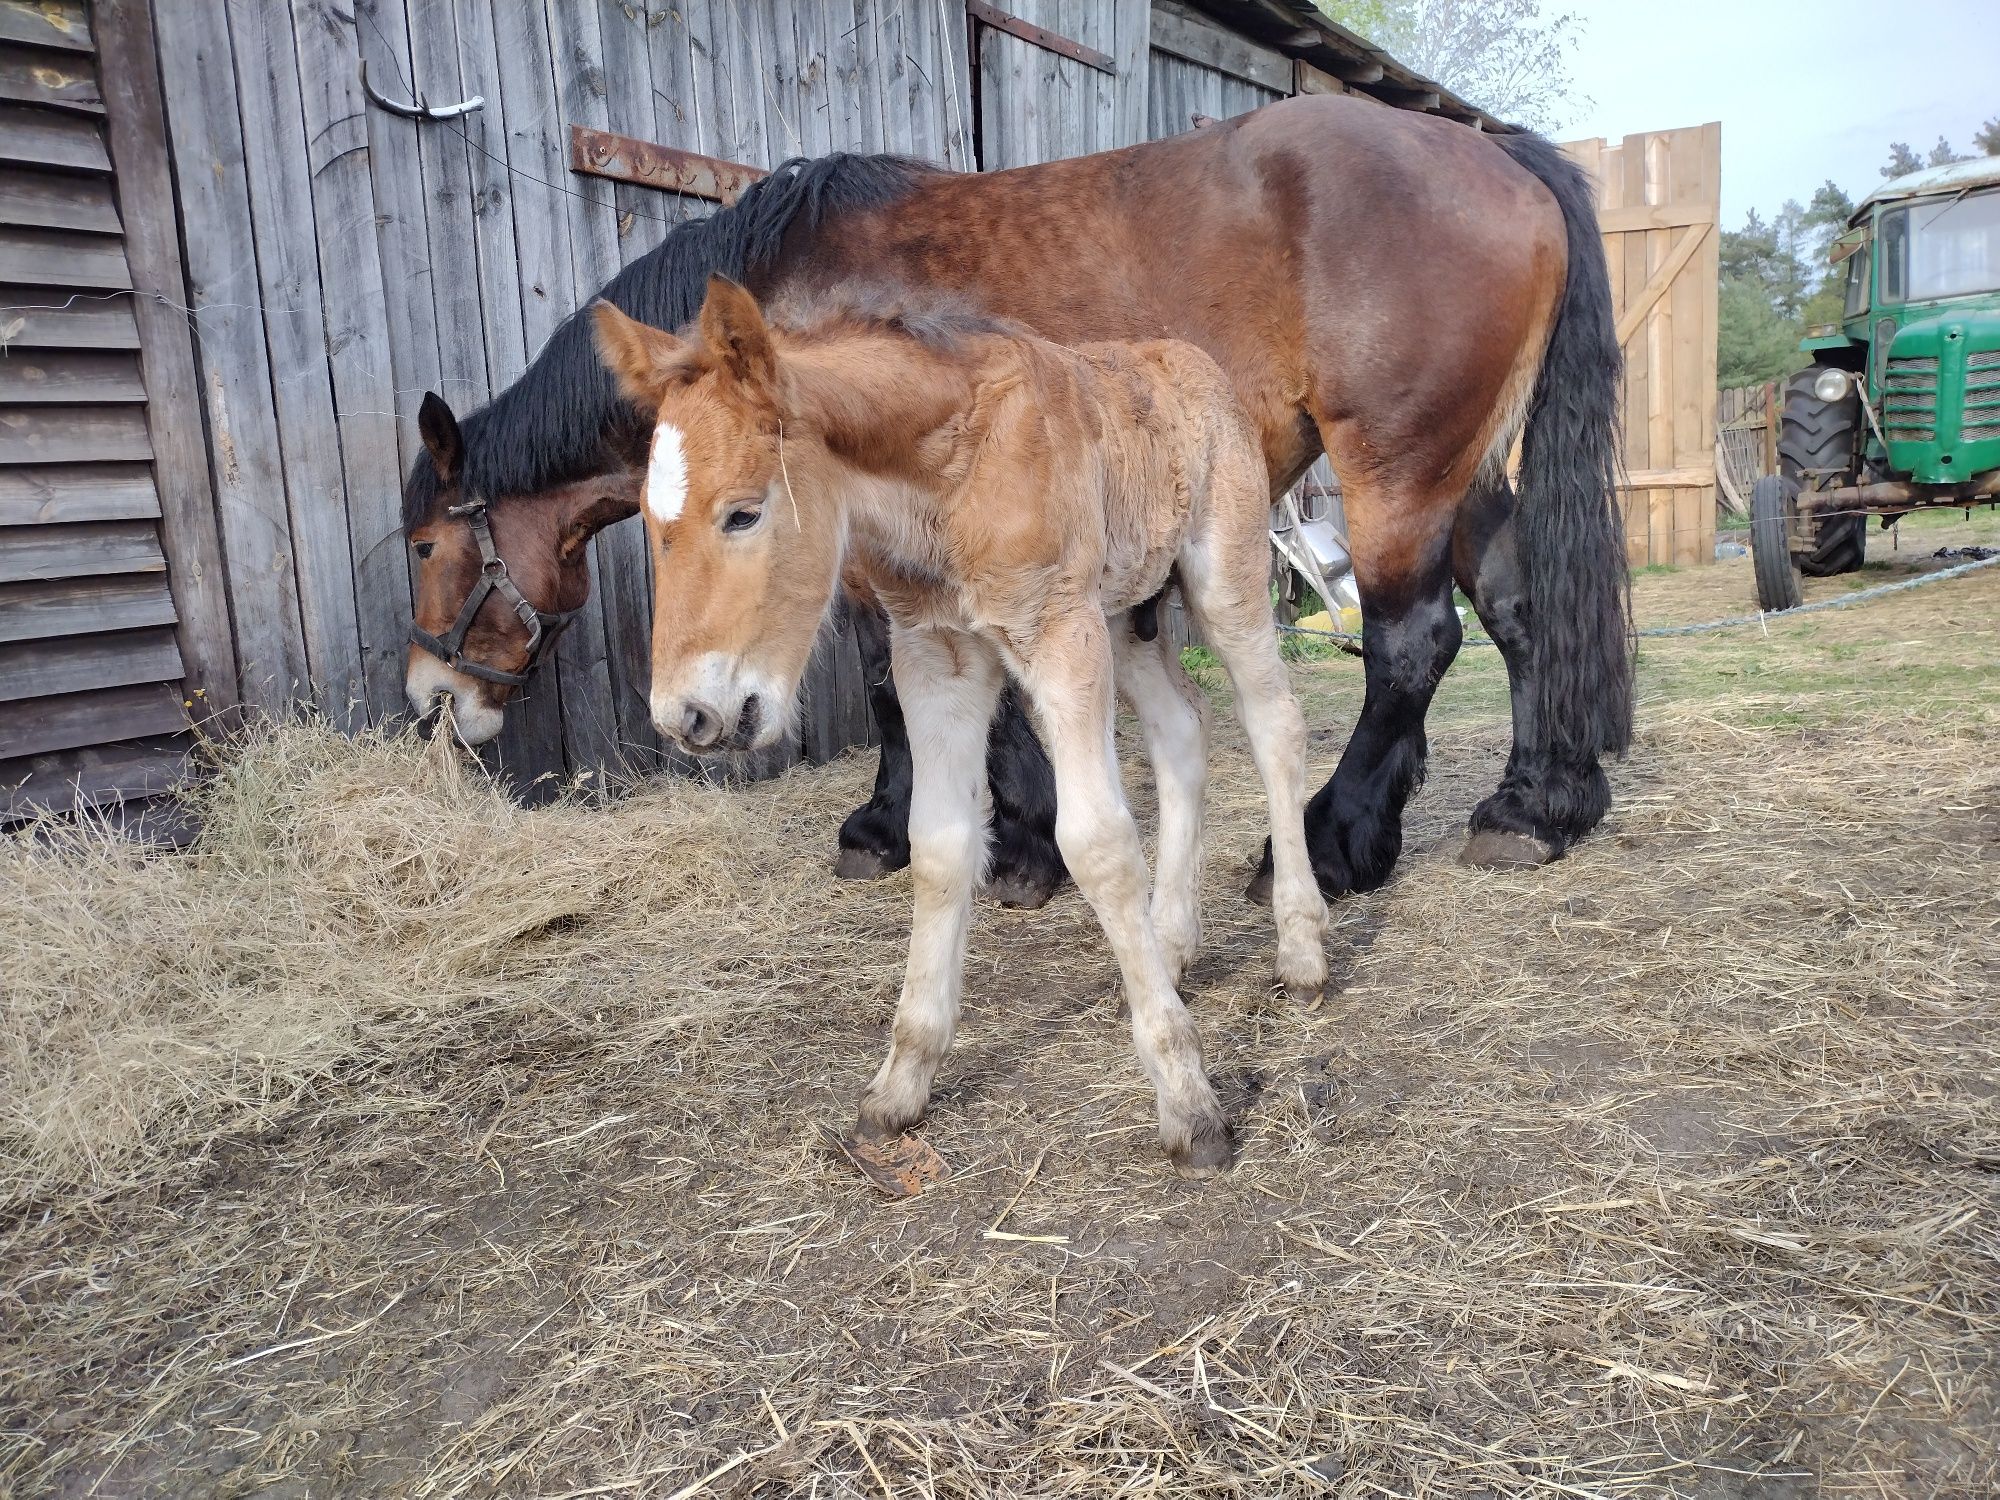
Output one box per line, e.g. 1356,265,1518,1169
408,501,584,689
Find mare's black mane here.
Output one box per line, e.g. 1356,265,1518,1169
402,152,933,528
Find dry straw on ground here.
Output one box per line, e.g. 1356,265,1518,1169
3,543,1996,1498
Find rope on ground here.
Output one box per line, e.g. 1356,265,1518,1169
1275,553,2000,650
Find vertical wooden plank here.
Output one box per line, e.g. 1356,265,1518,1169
352,1,440,491
481,0,579,780
220,0,365,725
1693,122,1721,562
1617,133,1654,563
1109,0,1146,148
151,1,309,713
289,1,417,722
530,0,622,776
380,2,470,429
94,0,239,718
1642,134,1675,567
932,0,975,168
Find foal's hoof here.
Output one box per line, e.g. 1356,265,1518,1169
1167,1116,1234,1178
835,846,898,881
1458,830,1557,871
984,871,1059,910
1279,976,1325,1007
1243,864,1274,908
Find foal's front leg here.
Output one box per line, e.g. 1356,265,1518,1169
1024,610,1230,1174
856,625,1004,1141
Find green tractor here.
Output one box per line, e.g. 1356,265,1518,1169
1750,156,2000,610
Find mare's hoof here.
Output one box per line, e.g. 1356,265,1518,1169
1169,1124,1234,1179
985,871,1059,910
1243,864,1274,908
1458,829,1557,871
835,846,898,881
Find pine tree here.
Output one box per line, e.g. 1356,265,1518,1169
1881,141,1923,179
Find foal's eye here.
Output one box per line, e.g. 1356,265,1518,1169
413,542,435,559
722,505,762,534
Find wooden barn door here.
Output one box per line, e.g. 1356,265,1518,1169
969,1,1147,170
1563,125,1722,567
0,0,232,819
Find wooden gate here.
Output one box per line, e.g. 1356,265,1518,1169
0,0,233,818
1562,125,1722,567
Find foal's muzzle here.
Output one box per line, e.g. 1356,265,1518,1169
658,693,765,753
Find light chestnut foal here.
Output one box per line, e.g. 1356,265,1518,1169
595,278,1326,1174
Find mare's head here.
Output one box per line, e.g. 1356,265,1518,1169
401,394,637,745
593,279,847,755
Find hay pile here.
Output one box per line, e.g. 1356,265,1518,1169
1,724,897,1212
3,557,1996,1498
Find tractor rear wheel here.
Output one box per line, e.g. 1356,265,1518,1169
1778,367,1867,577
1751,474,1804,612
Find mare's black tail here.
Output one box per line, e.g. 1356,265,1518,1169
1494,131,1633,831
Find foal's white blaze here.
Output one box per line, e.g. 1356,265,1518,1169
646,421,688,524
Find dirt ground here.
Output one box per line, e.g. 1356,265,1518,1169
4,510,1996,1498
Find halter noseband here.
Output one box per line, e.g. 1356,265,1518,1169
408,500,584,689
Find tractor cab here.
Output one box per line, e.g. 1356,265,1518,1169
1750,157,2000,609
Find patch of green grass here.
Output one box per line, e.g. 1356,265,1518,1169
1179,644,1221,693
1888,502,1999,531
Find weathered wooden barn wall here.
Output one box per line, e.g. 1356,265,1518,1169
150,0,978,792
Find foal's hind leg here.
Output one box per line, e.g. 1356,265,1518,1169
855,625,1004,1140
1452,478,1610,867
1024,610,1229,1174
1110,616,1210,985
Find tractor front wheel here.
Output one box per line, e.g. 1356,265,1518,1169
1778,367,1867,577
1751,474,1804,612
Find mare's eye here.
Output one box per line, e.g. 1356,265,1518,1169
722,506,762,534
413,542,435,559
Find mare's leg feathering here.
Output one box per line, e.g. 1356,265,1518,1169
1453,479,1610,867
1252,470,1464,904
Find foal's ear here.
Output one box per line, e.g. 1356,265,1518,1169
592,301,685,405
698,275,776,389
417,391,462,482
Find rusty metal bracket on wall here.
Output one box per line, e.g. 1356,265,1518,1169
359,61,484,123
965,0,1116,75
568,125,765,205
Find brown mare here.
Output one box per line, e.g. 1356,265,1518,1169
594,281,1329,1170
403,95,1631,910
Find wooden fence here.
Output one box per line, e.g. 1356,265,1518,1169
1716,381,1779,514
1562,124,1722,567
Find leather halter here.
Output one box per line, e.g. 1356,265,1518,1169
408,501,583,689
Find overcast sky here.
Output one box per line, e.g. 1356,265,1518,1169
1546,0,1998,226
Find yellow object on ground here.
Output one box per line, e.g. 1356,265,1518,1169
1294,607,1363,637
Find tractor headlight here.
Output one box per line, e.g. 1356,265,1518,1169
1813,368,1851,403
